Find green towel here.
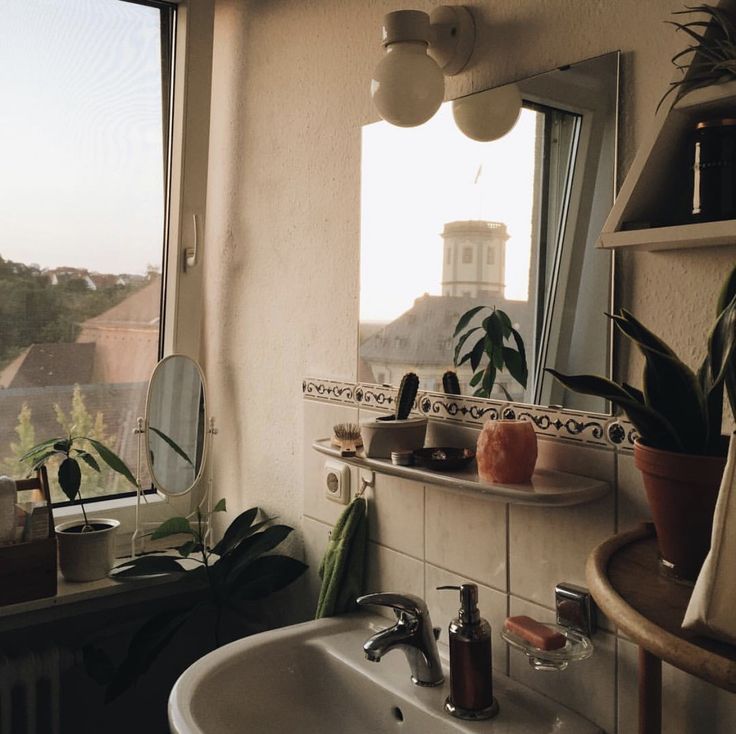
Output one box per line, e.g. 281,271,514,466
315,496,368,619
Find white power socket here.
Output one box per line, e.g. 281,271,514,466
323,460,350,505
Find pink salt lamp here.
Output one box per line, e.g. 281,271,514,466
476,420,538,483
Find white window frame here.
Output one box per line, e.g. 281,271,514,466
56,0,215,544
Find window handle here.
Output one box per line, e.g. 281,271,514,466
184,213,198,272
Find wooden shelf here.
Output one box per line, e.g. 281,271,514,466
599,80,736,252
313,439,609,507
586,524,736,693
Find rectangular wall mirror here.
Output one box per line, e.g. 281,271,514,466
359,51,619,415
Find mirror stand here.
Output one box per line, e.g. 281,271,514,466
130,415,219,558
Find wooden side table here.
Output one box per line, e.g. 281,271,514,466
586,524,736,734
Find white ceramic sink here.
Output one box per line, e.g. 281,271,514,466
169,613,602,734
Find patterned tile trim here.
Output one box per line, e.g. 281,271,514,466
303,377,636,449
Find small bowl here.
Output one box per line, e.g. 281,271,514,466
412,447,476,471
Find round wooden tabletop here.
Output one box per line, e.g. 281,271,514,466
586,524,736,693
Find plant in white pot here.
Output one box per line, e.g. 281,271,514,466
546,265,736,581
22,434,137,581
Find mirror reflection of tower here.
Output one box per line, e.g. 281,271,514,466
441,221,508,298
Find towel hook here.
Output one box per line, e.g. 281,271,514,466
357,471,375,498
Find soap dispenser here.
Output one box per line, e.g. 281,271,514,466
438,583,498,720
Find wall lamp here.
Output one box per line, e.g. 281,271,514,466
371,6,475,127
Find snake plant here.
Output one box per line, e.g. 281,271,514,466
547,265,736,456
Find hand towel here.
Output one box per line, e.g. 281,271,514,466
315,496,367,619
683,432,736,644
0,476,17,544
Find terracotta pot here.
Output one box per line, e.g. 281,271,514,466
476,419,538,483
634,440,726,581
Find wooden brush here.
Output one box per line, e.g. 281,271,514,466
331,423,363,457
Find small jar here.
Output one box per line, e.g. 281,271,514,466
691,118,736,222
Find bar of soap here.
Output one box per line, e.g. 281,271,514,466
504,615,566,650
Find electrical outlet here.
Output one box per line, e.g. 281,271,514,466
323,460,350,505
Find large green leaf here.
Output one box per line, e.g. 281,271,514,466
223,525,294,583
469,370,483,387
453,306,486,337
611,310,677,357
481,364,496,397
503,347,528,389
151,516,193,540
469,337,486,372
30,450,58,471
486,337,504,370
58,457,81,502
230,555,308,601
496,309,513,338
74,450,100,473
545,369,683,451
112,555,187,578
212,507,259,556
453,327,481,365
20,438,60,463
483,311,503,346
510,328,527,370
148,426,194,467
213,498,227,513
84,437,137,486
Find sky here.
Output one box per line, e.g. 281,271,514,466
360,102,539,323
0,0,165,275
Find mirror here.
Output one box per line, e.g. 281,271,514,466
145,354,207,496
359,52,619,414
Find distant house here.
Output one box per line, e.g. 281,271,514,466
0,342,95,389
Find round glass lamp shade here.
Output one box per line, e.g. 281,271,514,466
371,43,445,127
452,83,523,142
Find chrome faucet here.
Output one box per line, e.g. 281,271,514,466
356,592,444,687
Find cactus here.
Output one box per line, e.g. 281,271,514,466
442,370,461,396
395,372,419,420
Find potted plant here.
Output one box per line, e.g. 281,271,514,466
22,433,137,581
546,265,736,581
453,305,528,399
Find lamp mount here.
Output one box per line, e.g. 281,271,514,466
428,5,475,76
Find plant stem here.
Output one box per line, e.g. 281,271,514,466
78,489,91,531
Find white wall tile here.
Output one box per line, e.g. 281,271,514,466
536,437,616,481
367,473,424,559
425,485,507,591
364,542,425,619
617,450,651,533
424,421,480,449
508,597,616,733
424,564,509,674
618,636,736,734
303,400,360,525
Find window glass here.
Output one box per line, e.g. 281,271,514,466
0,0,173,502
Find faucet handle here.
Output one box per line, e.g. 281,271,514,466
356,592,429,619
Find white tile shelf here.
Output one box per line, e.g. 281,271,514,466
313,439,610,507
599,80,736,252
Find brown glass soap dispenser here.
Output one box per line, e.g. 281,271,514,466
438,583,499,720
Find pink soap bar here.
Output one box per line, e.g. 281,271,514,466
476,420,538,483
504,615,566,650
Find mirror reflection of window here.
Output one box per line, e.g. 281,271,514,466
359,52,617,413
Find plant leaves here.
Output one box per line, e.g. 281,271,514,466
469,370,483,387
503,347,528,389
20,438,61,462
177,540,202,558
148,426,194,467
610,310,676,357
83,437,137,486
481,364,496,397
151,516,194,540
211,507,259,556
75,450,101,473
30,450,58,471
223,525,294,584
229,555,308,601
483,311,504,346
469,336,486,372
453,306,486,337
58,457,81,502
453,327,481,365
213,498,227,513
496,309,513,338
510,328,527,372
112,555,187,578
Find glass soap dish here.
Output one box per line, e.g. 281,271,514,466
500,624,594,671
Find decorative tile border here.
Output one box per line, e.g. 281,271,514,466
303,377,636,450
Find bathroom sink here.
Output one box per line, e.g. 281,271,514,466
169,613,602,734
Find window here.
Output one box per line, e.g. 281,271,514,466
0,0,212,505
462,247,473,264
486,248,495,265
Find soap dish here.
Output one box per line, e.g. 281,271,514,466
500,625,594,671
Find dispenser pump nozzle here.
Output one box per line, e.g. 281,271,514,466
437,583,481,625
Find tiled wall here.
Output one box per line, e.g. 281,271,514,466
301,389,736,734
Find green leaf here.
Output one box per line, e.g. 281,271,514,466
483,311,504,346
112,555,187,578
224,525,294,584
611,310,677,357
230,555,308,601
453,306,486,337
469,336,486,372
496,309,513,338
58,457,81,502
510,328,527,371
83,437,137,486
212,507,259,556
469,370,483,387
54,439,71,454
489,337,504,370
453,327,481,366
481,364,496,397
20,438,60,462
177,540,202,558
148,426,194,467
503,347,528,389
29,450,57,470
151,516,193,540
75,450,101,473
213,498,227,513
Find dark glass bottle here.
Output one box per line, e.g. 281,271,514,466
691,118,736,222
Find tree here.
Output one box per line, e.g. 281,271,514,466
1,403,36,477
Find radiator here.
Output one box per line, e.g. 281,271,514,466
0,648,74,734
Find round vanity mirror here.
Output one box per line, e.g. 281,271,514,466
145,354,207,497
